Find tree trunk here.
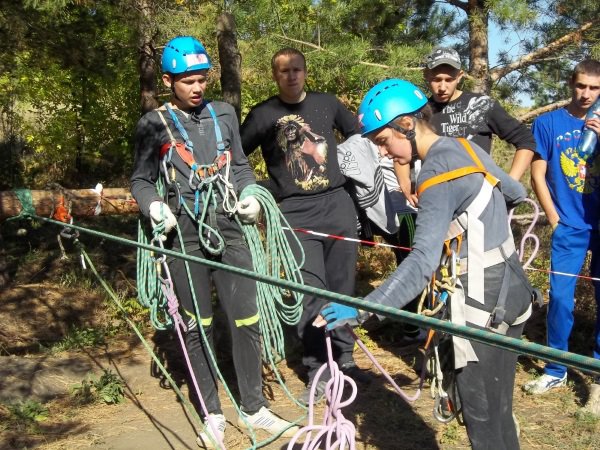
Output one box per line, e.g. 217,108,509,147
468,0,490,94
0,188,139,220
217,12,242,122
137,0,158,115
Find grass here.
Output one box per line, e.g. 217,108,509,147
71,369,125,405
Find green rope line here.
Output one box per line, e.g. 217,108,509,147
80,237,304,449
29,215,600,376
398,212,416,244
74,240,202,427
240,184,304,362
7,189,35,221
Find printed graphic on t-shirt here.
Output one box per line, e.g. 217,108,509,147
276,114,329,190
557,130,600,194
438,95,492,139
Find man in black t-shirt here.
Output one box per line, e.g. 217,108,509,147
241,48,371,406
424,46,536,180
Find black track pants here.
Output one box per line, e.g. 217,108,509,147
281,188,359,381
168,213,266,416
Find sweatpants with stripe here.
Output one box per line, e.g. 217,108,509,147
545,222,600,378
168,212,267,416
280,187,359,381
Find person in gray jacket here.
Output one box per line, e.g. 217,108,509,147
316,79,534,450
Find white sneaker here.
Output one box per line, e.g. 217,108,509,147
196,413,226,449
237,406,299,438
523,373,567,394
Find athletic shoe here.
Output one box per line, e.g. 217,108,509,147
298,379,328,406
196,413,226,449
339,361,374,385
401,328,429,345
522,373,567,394
237,406,299,437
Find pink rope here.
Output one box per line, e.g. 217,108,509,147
158,260,226,450
347,326,424,404
287,327,425,450
287,333,357,450
508,198,540,269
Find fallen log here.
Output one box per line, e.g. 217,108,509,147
0,188,139,221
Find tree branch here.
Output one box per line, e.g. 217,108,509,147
490,21,597,82
272,34,421,70
443,0,468,12
517,99,570,123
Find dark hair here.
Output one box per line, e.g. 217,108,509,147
571,59,600,82
271,47,306,71
392,103,436,133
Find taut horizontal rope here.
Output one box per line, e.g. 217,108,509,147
27,214,600,375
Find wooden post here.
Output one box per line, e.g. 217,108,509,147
0,188,139,220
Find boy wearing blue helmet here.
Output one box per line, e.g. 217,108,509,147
315,79,536,449
131,36,298,448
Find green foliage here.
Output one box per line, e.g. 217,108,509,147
1,0,598,189
72,368,125,405
49,326,106,353
440,421,461,444
8,400,49,423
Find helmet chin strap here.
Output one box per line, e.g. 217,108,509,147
388,117,419,163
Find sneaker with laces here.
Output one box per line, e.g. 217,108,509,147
237,406,299,438
298,379,328,406
196,413,226,449
523,373,567,394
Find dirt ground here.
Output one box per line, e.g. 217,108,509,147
0,219,599,450
0,283,599,450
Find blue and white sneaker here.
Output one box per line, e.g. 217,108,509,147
237,406,299,438
523,373,567,394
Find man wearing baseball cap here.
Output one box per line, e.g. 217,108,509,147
424,46,535,181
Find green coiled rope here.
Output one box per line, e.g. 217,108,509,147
240,184,304,361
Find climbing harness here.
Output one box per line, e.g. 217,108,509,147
156,102,238,255
415,137,536,423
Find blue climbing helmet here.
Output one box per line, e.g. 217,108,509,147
161,36,212,74
358,79,427,136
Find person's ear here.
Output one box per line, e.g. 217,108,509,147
162,73,173,89
397,116,415,130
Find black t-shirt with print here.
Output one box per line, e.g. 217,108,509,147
429,91,535,154
241,92,360,200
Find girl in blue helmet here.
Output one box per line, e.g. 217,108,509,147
315,79,536,450
131,36,298,448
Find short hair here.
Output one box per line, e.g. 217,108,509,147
271,47,306,71
571,59,600,82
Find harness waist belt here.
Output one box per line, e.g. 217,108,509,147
457,236,515,275
465,302,532,335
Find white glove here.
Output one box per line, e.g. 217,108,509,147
149,201,177,237
237,195,261,224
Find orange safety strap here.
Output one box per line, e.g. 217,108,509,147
417,138,499,196
53,196,72,223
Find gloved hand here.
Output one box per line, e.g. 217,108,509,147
237,195,261,224
314,303,361,330
149,201,177,238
